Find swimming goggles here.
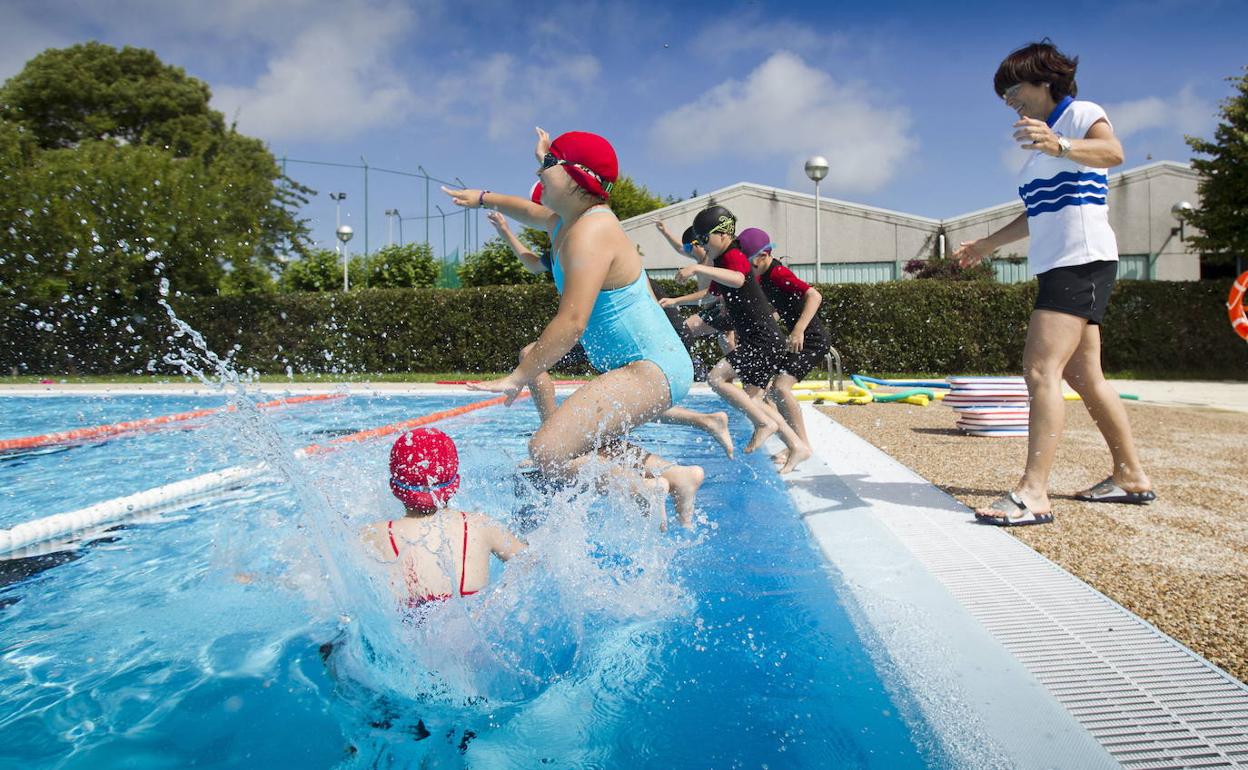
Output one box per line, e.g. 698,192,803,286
692,217,736,246
391,474,459,493
539,152,615,194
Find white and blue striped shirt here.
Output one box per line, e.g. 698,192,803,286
1018,98,1119,276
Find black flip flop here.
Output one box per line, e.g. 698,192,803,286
1074,477,1156,505
975,491,1054,527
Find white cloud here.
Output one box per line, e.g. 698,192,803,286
649,52,916,193
1103,85,1216,139
422,52,601,141
211,3,415,142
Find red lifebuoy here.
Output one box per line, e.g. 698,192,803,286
1230,271,1248,341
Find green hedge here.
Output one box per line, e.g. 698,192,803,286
3,280,1246,378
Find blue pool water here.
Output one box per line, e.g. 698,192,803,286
0,392,950,768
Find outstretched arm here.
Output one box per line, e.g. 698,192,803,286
678,262,745,288
655,221,688,257
488,211,545,275
953,213,1029,266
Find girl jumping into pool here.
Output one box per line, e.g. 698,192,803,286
738,227,832,466
487,208,732,458
444,128,705,526
679,206,810,474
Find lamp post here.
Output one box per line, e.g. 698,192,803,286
804,157,829,281
418,165,430,246
329,192,348,256
336,225,354,291
384,208,400,247
1170,201,1193,242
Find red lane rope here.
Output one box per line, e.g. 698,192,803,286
299,392,530,457
0,393,345,452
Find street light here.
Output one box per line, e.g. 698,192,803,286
804,156,829,281
417,165,430,245
329,192,348,256
1171,201,1193,242
336,224,354,291
384,208,400,247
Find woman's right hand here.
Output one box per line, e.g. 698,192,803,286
466,372,525,407
953,239,992,266
487,211,509,232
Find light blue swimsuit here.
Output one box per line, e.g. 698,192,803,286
550,210,693,404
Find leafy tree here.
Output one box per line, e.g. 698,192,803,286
458,238,545,286
607,175,666,221
280,248,363,292
0,42,312,306
364,243,439,288
1185,67,1248,264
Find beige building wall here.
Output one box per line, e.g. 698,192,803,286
624,161,1202,281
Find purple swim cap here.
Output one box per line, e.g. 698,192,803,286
737,228,774,259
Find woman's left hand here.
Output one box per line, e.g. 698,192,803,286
443,186,482,208
1014,117,1054,154
467,373,525,406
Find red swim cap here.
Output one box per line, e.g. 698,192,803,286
389,428,460,513
548,131,618,200
530,180,543,204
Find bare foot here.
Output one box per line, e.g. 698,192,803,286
662,464,705,529
771,449,788,466
707,412,734,458
744,421,777,454
778,442,811,474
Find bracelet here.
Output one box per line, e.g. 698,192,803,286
478,190,491,208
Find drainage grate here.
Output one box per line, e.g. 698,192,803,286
801,408,1248,769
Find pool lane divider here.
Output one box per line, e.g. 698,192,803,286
0,391,527,557
0,393,346,453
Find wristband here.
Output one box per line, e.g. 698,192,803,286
478,190,491,208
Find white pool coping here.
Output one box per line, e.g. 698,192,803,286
787,403,1248,770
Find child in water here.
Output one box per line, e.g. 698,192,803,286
361,428,526,611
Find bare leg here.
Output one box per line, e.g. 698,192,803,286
746,385,810,473
708,360,777,453
656,407,733,458
767,373,808,465
597,440,705,529
979,310,1085,516
1063,325,1152,494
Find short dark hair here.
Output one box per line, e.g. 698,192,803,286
993,39,1078,101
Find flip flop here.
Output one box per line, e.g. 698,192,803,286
1074,477,1157,505
975,491,1054,527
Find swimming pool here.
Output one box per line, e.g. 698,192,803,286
1,392,952,768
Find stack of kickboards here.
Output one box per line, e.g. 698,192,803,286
945,376,1030,437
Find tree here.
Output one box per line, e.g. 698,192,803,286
1185,67,1248,264
0,42,312,306
458,238,546,286
607,175,666,221
279,248,366,292
364,243,439,288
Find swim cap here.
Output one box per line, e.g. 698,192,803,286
548,131,618,200
529,181,543,204
681,226,697,254
737,227,774,259
692,205,736,241
389,428,460,513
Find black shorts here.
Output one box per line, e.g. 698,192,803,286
697,305,732,333
780,330,832,381
552,343,592,372
1035,260,1117,325
727,340,786,389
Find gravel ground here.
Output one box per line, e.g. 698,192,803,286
818,398,1248,685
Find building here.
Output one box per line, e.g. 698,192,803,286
624,161,1201,283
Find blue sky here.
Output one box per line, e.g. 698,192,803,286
2,0,1245,259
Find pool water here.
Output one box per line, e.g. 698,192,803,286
0,392,950,768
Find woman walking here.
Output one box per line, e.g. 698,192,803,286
955,40,1154,525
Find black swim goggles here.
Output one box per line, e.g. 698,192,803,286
538,152,614,194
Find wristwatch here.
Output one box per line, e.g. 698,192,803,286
1056,135,1073,158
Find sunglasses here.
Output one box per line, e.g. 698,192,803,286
538,152,615,194
1003,83,1023,101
